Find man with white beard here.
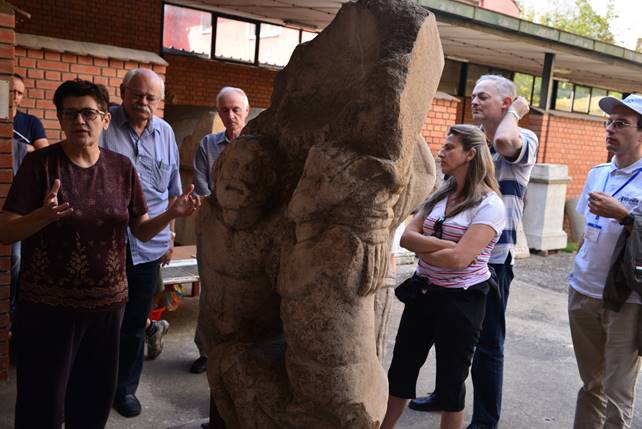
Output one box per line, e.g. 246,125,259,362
101,68,182,418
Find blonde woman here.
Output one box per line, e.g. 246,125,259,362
381,124,505,429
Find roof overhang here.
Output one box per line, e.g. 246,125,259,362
422,0,642,93
165,0,348,31
168,0,642,93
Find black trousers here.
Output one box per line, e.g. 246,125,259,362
388,281,488,412
14,302,124,429
116,249,161,398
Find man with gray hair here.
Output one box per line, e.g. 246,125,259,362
410,74,539,429
192,86,250,197
190,86,250,374
101,68,182,417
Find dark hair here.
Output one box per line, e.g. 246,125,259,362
53,80,110,113
12,73,23,82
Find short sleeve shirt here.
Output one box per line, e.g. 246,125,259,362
417,192,506,288
570,157,642,304
13,110,47,145
490,127,539,264
100,105,182,264
3,144,148,311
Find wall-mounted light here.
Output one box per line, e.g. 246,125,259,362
446,55,469,63
283,19,318,30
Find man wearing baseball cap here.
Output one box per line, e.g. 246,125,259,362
568,93,642,429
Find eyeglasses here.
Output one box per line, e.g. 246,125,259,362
432,217,444,239
60,108,105,121
604,119,640,130
129,90,160,104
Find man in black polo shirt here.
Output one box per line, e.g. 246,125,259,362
11,73,48,150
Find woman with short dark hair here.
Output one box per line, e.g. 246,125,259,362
0,80,200,429
381,124,505,429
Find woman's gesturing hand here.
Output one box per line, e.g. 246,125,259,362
169,184,201,218
42,179,73,222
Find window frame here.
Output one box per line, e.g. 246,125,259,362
161,3,214,59
162,2,318,68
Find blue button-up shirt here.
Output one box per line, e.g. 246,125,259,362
100,105,182,265
192,131,230,197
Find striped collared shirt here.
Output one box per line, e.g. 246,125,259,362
488,127,539,264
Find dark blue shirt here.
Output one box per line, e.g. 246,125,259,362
13,110,46,145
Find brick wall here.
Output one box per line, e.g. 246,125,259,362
454,95,604,199
164,54,277,109
13,0,161,53
421,95,459,154
529,112,606,198
0,5,14,382
13,1,280,109
15,45,167,141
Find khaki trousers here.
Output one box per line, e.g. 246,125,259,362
568,286,641,429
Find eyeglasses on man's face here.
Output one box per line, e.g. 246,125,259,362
604,118,640,130
59,108,105,121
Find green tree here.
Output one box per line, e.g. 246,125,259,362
518,0,616,43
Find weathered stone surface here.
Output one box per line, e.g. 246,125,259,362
196,1,443,427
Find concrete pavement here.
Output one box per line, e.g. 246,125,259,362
2,253,642,428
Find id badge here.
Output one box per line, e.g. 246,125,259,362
585,222,602,242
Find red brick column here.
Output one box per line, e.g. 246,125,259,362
0,3,14,381
421,95,460,155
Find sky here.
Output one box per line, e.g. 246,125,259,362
517,0,642,50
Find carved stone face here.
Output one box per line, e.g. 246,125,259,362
214,138,277,228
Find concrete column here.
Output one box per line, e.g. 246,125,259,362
523,163,570,252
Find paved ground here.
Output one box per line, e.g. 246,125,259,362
2,252,642,428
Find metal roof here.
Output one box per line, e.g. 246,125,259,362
169,0,642,93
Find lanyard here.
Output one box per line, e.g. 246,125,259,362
602,168,642,196
592,168,642,224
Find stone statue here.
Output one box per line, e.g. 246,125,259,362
196,0,443,427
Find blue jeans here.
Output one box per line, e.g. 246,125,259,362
470,253,514,428
116,248,161,398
